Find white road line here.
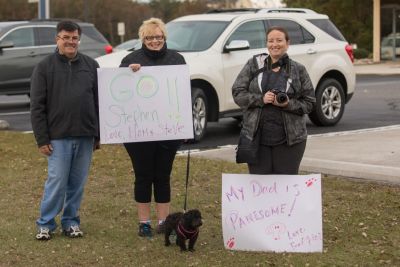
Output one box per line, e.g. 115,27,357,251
301,157,400,171
308,124,400,138
0,111,30,116
357,81,399,87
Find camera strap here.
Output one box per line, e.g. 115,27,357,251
250,62,268,82
251,54,291,84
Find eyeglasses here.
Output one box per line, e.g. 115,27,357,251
144,35,164,41
57,35,80,43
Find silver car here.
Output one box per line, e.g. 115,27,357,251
0,20,112,96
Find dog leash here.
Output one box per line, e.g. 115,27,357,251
183,149,190,213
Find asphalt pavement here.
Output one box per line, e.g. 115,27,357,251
189,61,400,184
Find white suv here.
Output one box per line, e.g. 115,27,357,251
96,8,355,141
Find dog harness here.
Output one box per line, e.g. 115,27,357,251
177,222,199,240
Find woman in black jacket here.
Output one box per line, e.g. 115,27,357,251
119,18,186,238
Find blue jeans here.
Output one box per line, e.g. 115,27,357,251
36,137,94,231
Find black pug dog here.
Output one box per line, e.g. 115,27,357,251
164,209,203,252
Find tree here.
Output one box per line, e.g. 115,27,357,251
49,0,153,45
0,0,36,20
177,0,208,17
0,0,209,46
149,0,184,22
282,0,373,53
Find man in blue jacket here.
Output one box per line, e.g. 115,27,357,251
30,20,100,240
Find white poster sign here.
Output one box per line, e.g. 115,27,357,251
97,65,193,144
222,173,322,252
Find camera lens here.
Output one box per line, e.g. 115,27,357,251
276,92,288,103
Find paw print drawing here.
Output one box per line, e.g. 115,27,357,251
305,177,317,187
227,237,235,249
265,223,286,240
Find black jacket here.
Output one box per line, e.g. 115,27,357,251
30,51,99,147
120,44,185,67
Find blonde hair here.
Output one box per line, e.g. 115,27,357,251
138,17,167,42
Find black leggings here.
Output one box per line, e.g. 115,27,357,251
124,140,181,203
248,141,306,175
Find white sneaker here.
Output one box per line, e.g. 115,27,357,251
36,227,52,240
63,225,83,238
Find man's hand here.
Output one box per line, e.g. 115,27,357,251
39,144,53,156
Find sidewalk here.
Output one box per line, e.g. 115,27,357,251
354,59,400,75
189,125,400,184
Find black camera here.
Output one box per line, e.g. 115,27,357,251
270,89,288,104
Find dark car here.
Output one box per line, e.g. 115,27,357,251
0,20,112,96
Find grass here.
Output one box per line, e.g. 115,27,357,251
0,131,399,267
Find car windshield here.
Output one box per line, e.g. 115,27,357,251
381,35,400,47
166,20,229,52
0,22,26,36
81,26,108,44
381,38,391,46
116,39,140,50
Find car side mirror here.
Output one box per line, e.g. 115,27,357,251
0,40,14,50
223,40,250,53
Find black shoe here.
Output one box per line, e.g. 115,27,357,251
138,223,153,238
63,225,83,238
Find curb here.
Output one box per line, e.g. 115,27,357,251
300,158,400,184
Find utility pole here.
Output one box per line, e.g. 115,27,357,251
84,0,89,22
37,0,50,19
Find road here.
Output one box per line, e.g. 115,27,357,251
1,75,399,150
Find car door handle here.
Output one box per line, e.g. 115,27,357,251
29,51,37,57
307,48,317,54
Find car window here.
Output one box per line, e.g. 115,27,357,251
2,27,34,47
81,26,108,44
37,27,56,46
267,19,315,45
227,20,266,49
166,21,229,52
307,19,346,41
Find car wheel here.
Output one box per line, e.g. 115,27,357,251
191,88,208,141
308,78,345,126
